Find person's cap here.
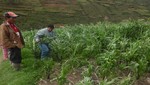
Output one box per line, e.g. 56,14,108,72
4,11,18,17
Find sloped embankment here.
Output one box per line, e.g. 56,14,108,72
0,0,150,29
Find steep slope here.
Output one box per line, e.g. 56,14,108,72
0,0,150,29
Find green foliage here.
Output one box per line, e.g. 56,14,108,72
119,20,148,41
99,78,118,85
0,20,150,85
82,64,93,77
41,59,55,79
0,50,42,85
58,60,71,85
76,77,94,85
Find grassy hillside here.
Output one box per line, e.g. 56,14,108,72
0,0,150,29
0,20,150,85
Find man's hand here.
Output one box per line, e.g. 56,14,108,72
35,38,40,43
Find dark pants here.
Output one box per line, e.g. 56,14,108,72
8,47,22,64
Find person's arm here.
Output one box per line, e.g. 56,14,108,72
34,29,45,43
34,35,40,42
0,25,16,48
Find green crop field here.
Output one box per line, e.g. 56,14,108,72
0,0,150,85
0,19,150,85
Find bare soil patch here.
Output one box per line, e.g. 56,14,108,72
134,73,150,85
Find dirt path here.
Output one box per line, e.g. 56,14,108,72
134,73,150,85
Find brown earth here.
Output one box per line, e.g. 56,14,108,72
134,73,150,85
38,72,150,85
0,0,150,29
38,62,150,85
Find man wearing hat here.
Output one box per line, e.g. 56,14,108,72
0,12,25,70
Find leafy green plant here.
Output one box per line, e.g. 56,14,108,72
82,64,93,77
58,60,72,85
75,77,94,85
41,59,55,79
99,78,118,85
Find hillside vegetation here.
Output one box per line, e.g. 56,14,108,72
0,0,150,85
0,0,150,29
0,20,150,85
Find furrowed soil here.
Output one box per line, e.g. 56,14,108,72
0,0,150,29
